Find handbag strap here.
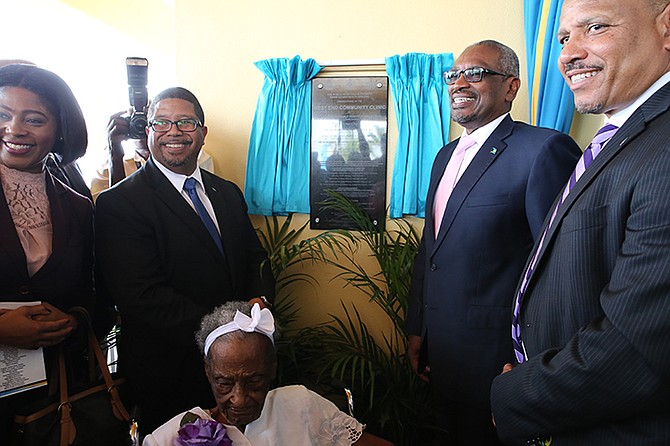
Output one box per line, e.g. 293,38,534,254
57,348,77,446
55,308,130,446
85,320,130,422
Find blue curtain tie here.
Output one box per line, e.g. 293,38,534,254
183,177,224,255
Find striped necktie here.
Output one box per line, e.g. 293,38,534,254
511,123,619,363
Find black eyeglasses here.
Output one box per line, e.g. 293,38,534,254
443,67,510,85
149,118,202,133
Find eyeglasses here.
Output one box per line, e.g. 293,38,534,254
443,67,510,85
149,118,202,133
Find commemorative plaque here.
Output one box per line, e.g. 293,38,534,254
310,77,388,230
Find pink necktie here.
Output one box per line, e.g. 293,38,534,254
433,135,476,235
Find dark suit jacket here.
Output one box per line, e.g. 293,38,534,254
0,171,94,310
95,157,274,429
491,83,670,445
0,168,95,439
45,153,93,202
407,115,580,409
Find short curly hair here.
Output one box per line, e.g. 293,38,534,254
0,64,87,165
148,87,205,125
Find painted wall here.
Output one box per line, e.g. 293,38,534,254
172,0,532,185
10,0,600,328
171,0,526,328
59,0,534,184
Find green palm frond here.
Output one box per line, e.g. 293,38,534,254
320,192,420,332
256,213,353,326
256,199,440,445
297,192,437,444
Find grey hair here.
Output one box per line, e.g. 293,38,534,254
469,40,520,78
196,301,277,363
651,0,670,14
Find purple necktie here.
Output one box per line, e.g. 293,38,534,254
433,136,476,236
511,123,619,363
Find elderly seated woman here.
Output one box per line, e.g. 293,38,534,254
144,301,393,446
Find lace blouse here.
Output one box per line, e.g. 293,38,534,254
144,385,365,446
0,164,52,276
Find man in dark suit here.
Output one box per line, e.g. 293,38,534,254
491,0,670,444
405,40,580,445
95,87,274,434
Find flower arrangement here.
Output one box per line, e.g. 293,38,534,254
174,416,233,446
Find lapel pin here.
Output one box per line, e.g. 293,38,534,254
490,147,498,155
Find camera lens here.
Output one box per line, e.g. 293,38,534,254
128,113,148,139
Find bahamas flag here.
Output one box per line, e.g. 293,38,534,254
524,0,574,133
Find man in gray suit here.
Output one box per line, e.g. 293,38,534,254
95,87,274,434
491,0,670,444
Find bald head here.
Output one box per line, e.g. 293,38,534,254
0,60,36,69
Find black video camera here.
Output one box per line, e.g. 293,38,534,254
125,57,149,139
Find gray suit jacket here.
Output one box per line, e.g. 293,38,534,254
491,82,670,444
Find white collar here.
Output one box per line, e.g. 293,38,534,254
607,71,670,128
460,113,509,147
152,157,203,192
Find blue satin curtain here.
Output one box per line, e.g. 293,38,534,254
245,56,322,215
525,0,574,133
386,52,453,219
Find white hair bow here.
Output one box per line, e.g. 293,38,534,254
204,303,275,355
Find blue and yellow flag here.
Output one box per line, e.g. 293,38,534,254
524,0,574,133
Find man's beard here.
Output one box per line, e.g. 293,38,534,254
575,101,604,115
451,111,477,126
164,152,196,168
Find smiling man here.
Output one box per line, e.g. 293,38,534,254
95,87,274,434
490,0,670,444
405,40,580,445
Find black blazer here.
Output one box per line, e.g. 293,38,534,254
0,168,96,441
95,158,274,425
407,115,580,408
491,83,670,445
0,171,94,310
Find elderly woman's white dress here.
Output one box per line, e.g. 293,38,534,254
143,385,365,446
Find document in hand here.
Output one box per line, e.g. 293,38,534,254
0,302,47,398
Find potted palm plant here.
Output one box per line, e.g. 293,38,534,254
256,193,442,445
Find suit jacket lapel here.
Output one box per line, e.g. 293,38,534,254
201,172,235,277
532,82,670,270
0,171,78,280
431,116,513,256
0,180,28,279
144,158,225,261
36,173,67,277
